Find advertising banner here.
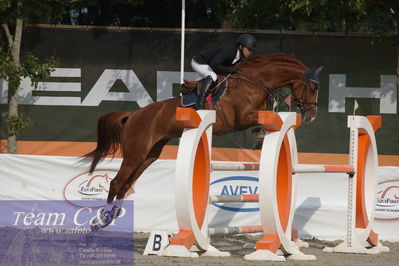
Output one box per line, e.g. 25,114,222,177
0,154,398,241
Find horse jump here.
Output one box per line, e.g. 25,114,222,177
85,54,323,232
160,107,389,261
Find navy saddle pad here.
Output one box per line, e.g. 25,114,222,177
181,80,227,108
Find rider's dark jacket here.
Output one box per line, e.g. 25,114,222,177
193,45,244,75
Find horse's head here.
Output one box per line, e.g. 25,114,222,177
232,54,323,125
291,66,323,123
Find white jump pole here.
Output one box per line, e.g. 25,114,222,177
180,0,185,85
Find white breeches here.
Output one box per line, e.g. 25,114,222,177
191,59,217,82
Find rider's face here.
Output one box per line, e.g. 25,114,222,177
241,45,253,58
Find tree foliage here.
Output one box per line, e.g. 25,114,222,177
0,0,62,152
286,0,398,33
50,0,398,35
0,49,57,92
0,0,70,25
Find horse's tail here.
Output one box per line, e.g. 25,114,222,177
83,111,131,173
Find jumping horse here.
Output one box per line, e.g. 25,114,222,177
85,53,323,229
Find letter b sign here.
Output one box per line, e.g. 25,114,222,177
143,231,171,256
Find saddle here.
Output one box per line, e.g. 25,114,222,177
180,76,228,108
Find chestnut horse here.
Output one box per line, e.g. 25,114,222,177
85,53,323,228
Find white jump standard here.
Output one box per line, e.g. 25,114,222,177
158,108,388,260
162,108,221,257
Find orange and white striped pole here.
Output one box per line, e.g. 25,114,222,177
211,163,355,174
209,194,259,203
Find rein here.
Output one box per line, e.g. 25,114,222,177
229,72,272,93
228,72,274,108
228,71,318,117
210,69,318,130
208,72,271,132
210,72,272,132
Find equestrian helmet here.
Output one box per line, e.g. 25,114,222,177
236,34,256,51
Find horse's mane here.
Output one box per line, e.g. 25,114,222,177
240,53,307,71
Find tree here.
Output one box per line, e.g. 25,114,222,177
221,0,298,30
0,0,64,153
60,0,228,28
365,1,399,108
287,0,399,105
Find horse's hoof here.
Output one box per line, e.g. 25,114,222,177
90,206,122,231
91,223,100,232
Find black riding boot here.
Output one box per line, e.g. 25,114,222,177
196,76,213,110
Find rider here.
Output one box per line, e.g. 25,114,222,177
191,33,256,109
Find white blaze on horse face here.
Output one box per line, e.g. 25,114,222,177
309,107,317,122
310,86,319,122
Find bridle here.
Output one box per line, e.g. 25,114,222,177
212,71,318,130
291,80,319,116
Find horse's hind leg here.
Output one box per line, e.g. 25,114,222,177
116,157,157,199
91,159,138,231
91,138,168,231
116,138,169,199
107,159,137,203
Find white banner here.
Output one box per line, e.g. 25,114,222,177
0,154,398,241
